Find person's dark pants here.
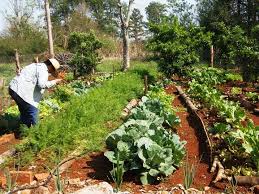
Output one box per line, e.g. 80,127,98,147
9,88,38,128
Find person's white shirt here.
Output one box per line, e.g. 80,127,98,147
9,63,58,108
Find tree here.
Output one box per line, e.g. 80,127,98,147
87,0,119,35
197,0,259,35
117,0,134,71
129,8,145,42
147,18,212,76
0,0,47,58
145,2,167,25
5,0,37,38
167,0,195,26
50,0,80,25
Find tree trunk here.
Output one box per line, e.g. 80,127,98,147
122,30,130,71
45,0,54,58
117,0,134,71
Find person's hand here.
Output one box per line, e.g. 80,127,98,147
55,79,63,84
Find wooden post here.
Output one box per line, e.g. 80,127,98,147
45,0,54,58
15,49,21,75
210,45,214,67
112,64,115,79
144,75,148,95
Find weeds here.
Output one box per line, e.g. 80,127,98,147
110,152,124,192
183,155,197,190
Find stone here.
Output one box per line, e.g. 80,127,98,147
33,186,50,194
0,133,15,146
73,182,113,194
10,171,33,185
68,178,84,186
204,186,210,191
18,189,32,194
0,176,6,188
34,173,49,181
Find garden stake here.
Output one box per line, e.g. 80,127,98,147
144,75,148,95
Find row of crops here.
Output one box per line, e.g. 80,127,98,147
104,84,185,185
185,67,259,176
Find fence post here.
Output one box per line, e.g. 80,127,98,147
144,75,148,95
15,49,21,75
210,45,214,67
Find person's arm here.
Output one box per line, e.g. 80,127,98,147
37,65,59,89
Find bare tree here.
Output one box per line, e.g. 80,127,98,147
117,0,134,71
44,0,54,58
5,0,36,36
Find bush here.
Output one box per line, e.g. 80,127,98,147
68,31,103,77
147,17,211,77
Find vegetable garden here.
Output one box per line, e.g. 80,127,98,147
0,0,258,193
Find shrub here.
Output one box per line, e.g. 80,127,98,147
147,17,211,76
68,31,103,77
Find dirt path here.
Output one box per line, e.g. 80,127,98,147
163,85,214,189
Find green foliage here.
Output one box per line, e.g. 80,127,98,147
231,87,242,95
167,0,195,26
147,18,212,76
68,31,103,76
105,96,185,184
145,1,167,25
186,66,226,86
224,73,243,82
188,80,246,125
87,0,119,35
148,84,177,115
183,156,196,190
231,121,259,171
17,71,145,166
245,92,259,103
0,22,47,58
211,22,247,67
110,152,124,192
129,8,145,42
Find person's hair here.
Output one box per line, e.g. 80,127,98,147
44,59,52,67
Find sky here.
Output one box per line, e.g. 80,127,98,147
0,0,196,32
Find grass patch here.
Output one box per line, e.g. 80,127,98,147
12,61,158,167
0,64,16,85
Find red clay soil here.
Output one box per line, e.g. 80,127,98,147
0,84,255,193
57,84,246,193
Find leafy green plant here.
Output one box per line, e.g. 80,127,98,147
105,96,185,185
225,73,243,82
231,120,259,171
209,123,231,135
188,80,246,125
231,87,242,95
246,92,259,103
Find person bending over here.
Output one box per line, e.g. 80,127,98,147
9,58,62,127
